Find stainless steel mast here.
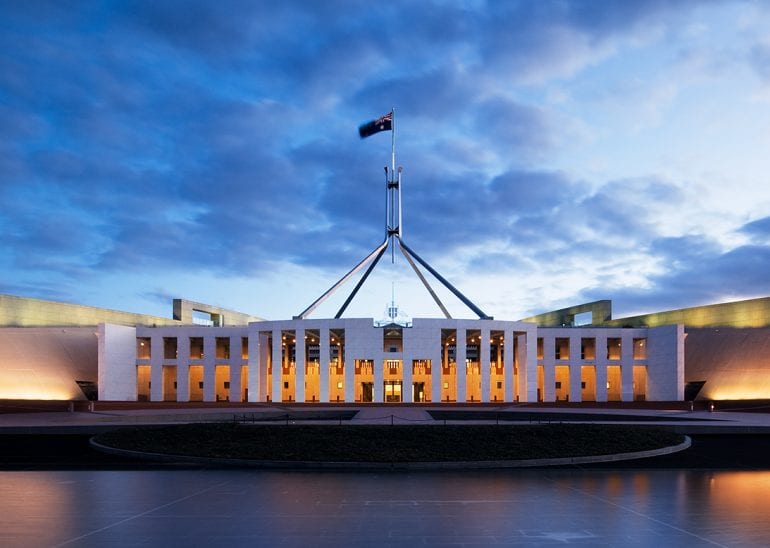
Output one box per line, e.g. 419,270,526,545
295,111,491,320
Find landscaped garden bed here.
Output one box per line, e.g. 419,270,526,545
93,423,685,463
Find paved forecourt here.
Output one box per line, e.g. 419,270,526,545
2,403,770,434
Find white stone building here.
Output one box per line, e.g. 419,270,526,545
98,318,684,404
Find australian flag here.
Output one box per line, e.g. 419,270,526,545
358,112,393,138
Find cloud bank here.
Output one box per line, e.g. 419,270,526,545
1,0,769,320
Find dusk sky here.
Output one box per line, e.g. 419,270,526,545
3,1,770,322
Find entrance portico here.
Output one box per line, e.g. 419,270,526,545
249,318,538,404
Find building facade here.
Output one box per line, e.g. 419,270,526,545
12,292,770,403
98,318,684,403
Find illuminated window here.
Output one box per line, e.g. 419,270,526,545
633,338,647,359
136,338,151,359
607,338,621,360
163,337,177,360
190,337,204,359
555,338,569,360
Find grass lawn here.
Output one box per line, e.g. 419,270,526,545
93,423,685,463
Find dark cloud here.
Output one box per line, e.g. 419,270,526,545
353,69,475,123
120,0,272,56
472,0,694,83
741,215,770,240
0,0,766,317
562,0,695,33
489,170,577,214
472,97,554,158
579,234,770,316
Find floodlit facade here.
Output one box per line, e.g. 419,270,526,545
98,318,683,403
4,292,770,403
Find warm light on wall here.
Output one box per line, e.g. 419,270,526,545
0,387,78,400
707,389,770,400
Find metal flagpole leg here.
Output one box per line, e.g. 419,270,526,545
335,242,390,318
397,237,492,320
294,239,389,319
397,238,452,319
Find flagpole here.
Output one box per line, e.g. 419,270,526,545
390,108,396,263
391,108,396,179
384,166,389,242
398,166,402,239
296,109,491,320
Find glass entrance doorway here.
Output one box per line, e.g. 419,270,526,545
361,382,373,402
413,382,425,402
384,380,402,402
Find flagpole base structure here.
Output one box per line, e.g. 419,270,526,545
295,235,491,321
397,237,492,320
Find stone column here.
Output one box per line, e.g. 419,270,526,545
595,332,608,402
272,328,282,403
431,332,442,403
295,327,305,403
456,327,466,402
480,326,491,403
320,327,330,403
229,335,242,402
542,332,555,402
524,328,538,402
247,330,264,402
503,330,514,402
149,334,163,401
176,334,190,402
569,334,582,403
621,332,634,402
344,334,355,403
203,336,215,402
401,334,413,403
373,358,384,403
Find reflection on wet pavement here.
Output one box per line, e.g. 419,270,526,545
2,469,768,546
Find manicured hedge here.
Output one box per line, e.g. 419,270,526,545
94,423,684,462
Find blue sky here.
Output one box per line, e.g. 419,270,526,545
2,0,770,322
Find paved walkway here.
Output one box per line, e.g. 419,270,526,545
2,404,770,433
350,407,433,424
